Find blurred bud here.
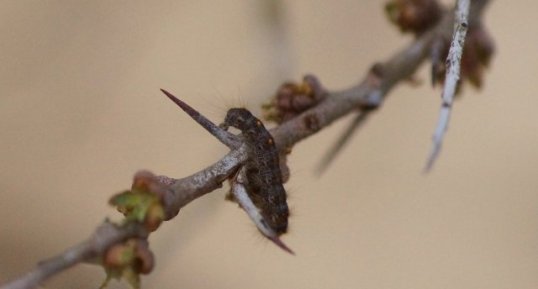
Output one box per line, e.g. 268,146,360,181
104,242,134,268
144,203,164,232
431,23,495,90
133,239,154,275
385,0,442,35
263,75,327,124
101,238,154,289
132,170,168,201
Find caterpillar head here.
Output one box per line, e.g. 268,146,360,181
221,108,257,131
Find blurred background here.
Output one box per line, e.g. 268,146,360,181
1,1,537,288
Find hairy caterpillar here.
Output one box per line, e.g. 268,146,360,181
220,108,290,235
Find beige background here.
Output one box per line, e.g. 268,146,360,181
1,1,537,289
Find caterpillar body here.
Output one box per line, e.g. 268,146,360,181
221,108,289,235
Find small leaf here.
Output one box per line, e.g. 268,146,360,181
110,189,160,222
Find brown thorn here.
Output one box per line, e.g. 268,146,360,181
316,112,370,175
268,235,295,255
430,36,447,87
160,89,241,149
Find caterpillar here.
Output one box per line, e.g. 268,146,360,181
220,108,290,235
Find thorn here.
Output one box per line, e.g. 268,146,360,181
430,36,446,87
431,64,438,87
316,112,370,175
160,89,241,149
268,235,295,255
160,89,200,118
423,147,439,173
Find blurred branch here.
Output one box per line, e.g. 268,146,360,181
1,223,148,289
0,1,490,289
0,148,248,289
316,112,371,174
279,0,488,172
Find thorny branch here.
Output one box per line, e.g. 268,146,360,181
0,1,491,289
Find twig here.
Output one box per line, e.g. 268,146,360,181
1,222,148,289
0,2,490,289
0,148,248,289
425,0,471,172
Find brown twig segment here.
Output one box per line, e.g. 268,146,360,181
1,222,148,289
270,17,440,151
166,147,248,215
0,148,247,289
273,1,488,167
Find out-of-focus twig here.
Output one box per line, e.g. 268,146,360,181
0,223,148,289
0,148,248,289
316,112,371,174
425,0,471,172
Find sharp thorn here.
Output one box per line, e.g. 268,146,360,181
268,235,295,255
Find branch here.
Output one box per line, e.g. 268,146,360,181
0,149,248,289
0,2,491,289
1,222,148,289
425,0,471,172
